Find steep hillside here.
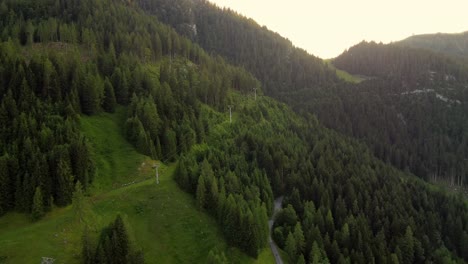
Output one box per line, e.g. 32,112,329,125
328,41,468,187
133,0,468,189
135,0,339,95
0,0,467,263
0,110,272,263
176,91,468,263
398,31,468,60
334,41,468,87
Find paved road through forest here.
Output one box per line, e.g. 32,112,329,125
268,196,284,264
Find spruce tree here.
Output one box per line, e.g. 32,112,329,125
400,226,414,264
293,222,305,255
196,175,206,210
31,186,44,220
0,155,12,215
72,181,87,224
285,232,297,262
82,227,94,264
113,215,130,263
103,77,117,113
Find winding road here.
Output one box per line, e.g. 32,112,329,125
269,196,284,264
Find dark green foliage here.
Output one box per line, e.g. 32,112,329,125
0,41,95,214
398,31,468,60
135,0,338,95
1,0,468,262
72,181,89,224
111,68,129,105
174,93,468,262
55,159,75,206
1,0,259,259
133,0,468,192
162,127,177,161
285,232,297,262
323,42,468,186
112,215,130,263
80,74,102,115
82,215,143,264
31,187,44,220
196,171,206,210
0,154,13,215
334,41,468,84
103,77,117,113
82,227,94,264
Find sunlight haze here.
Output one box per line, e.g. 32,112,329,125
207,0,468,59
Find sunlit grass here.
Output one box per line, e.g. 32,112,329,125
0,108,274,264
325,59,364,83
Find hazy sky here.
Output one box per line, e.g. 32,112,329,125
207,0,468,59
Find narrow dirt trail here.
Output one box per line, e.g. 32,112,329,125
268,196,284,264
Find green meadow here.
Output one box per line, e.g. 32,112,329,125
0,109,274,263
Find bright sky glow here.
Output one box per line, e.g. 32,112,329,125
207,0,468,59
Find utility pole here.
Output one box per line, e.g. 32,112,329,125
253,87,257,101
153,163,160,184
228,105,233,123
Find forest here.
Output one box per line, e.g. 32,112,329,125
135,0,468,190
397,31,468,61
0,0,467,263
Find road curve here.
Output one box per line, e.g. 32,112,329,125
269,196,284,264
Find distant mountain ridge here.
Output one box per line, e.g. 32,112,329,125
397,31,468,60
333,40,468,88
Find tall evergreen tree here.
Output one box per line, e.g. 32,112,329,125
103,77,117,113
31,186,44,220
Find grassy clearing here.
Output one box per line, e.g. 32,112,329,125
80,107,148,193
0,108,274,263
325,59,364,83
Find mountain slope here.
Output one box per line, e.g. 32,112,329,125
133,0,468,189
327,41,468,186
0,110,273,263
0,0,467,263
135,0,339,95
397,31,468,60
334,41,468,87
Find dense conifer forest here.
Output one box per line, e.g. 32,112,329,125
0,0,467,263
398,31,468,61
135,0,468,190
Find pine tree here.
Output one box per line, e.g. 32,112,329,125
31,186,44,220
285,232,297,262
113,215,130,263
201,159,217,211
175,159,189,191
82,227,94,264
293,222,305,255
196,174,206,210
111,67,129,105
310,241,330,264
325,209,335,235
297,254,305,264
400,226,414,264
162,127,177,161
0,155,12,215
80,75,102,115
95,243,106,263
129,250,145,264
103,77,117,112
72,181,87,224
55,159,74,206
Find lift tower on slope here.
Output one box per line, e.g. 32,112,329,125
152,163,160,184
